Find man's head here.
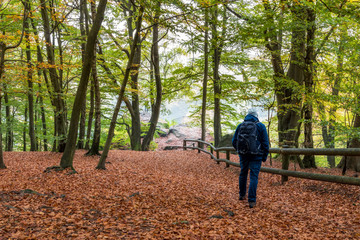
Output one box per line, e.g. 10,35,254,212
247,108,258,118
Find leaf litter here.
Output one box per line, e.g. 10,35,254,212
0,150,359,239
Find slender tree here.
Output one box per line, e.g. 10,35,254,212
302,1,316,168
201,7,209,143
59,0,108,170
39,0,67,152
142,2,162,151
86,1,102,156
97,5,144,169
0,96,5,169
122,0,143,151
23,0,37,151
77,0,90,149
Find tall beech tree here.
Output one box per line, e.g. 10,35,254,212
141,2,162,151
201,7,209,143
86,1,102,156
211,4,227,147
121,0,143,151
23,0,37,151
77,0,90,150
59,0,108,170
302,1,316,168
97,5,144,169
39,0,67,152
264,1,306,148
0,99,4,169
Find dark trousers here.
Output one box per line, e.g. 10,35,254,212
239,158,262,202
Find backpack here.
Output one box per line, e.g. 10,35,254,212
236,120,262,155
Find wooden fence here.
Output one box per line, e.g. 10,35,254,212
165,139,360,186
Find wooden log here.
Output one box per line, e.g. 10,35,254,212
261,167,360,186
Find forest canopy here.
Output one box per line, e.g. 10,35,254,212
0,0,360,171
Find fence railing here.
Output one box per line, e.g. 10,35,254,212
165,138,360,186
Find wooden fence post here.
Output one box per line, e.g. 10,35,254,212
281,145,290,184
197,140,201,153
210,147,213,159
216,150,220,164
226,150,230,168
183,140,187,151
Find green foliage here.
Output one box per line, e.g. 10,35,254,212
1,0,360,157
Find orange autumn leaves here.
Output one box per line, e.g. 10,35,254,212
0,150,359,239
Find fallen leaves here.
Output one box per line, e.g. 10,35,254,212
0,150,359,239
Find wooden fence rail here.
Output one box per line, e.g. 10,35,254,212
165,138,360,186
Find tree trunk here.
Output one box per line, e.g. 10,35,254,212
129,45,142,151
303,3,316,168
85,83,94,150
211,6,222,147
77,0,88,149
86,52,101,156
59,0,108,169
24,10,37,151
86,1,101,156
125,1,142,151
263,2,305,147
0,96,5,169
201,8,209,144
141,3,162,151
29,13,53,152
338,97,360,172
0,45,6,168
39,0,67,152
39,89,48,151
323,28,345,168
23,107,28,151
4,84,13,151
97,6,144,169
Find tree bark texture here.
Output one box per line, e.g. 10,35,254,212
86,50,101,156
97,6,144,169
85,83,95,150
24,7,37,151
60,0,108,169
0,44,6,167
86,2,102,156
141,3,162,151
124,1,142,151
130,45,142,151
38,89,48,151
303,3,316,168
77,0,88,149
211,6,222,147
0,96,5,169
338,99,360,172
4,85,13,151
39,0,67,152
264,2,305,147
201,8,209,144
323,28,345,168
23,107,28,151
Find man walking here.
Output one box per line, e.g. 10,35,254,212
232,109,269,208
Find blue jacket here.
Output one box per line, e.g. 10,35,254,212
232,114,270,161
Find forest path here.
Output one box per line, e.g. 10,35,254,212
0,150,359,239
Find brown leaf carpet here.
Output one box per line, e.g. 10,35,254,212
0,150,359,239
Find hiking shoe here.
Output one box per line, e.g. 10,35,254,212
239,196,246,200
249,202,256,208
